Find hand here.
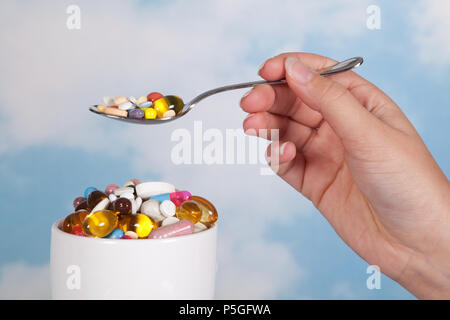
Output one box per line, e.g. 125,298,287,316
241,52,450,299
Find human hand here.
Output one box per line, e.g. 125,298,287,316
241,52,450,299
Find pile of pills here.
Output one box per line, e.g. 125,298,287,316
95,93,184,119
62,179,218,239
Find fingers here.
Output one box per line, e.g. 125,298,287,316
258,52,415,135
243,111,315,151
284,56,384,148
240,84,323,128
265,141,306,191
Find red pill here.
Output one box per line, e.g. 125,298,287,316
105,184,120,195
147,92,163,102
110,105,118,109
73,196,86,209
71,225,85,236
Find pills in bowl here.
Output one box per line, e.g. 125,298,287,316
61,179,218,239
95,93,184,120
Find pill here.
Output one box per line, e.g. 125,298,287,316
119,192,135,201
124,231,138,239
104,107,128,118
160,200,176,217
153,97,170,118
75,199,88,211
194,222,207,233
73,196,86,209
136,96,147,106
148,219,194,239
139,101,152,108
135,197,142,212
176,200,202,223
143,107,157,119
128,108,144,119
119,213,155,238
97,105,107,112
106,228,124,239
110,105,118,109
141,199,165,222
128,96,137,104
102,96,115,107
82,210,118,238
114,187,134,196
191,195,218,227
91,198,110,213
147,92,163,102
71,225,85,236
131,178,141,185
113,96,128,105
109,193,117,202
123,180,136,187
62,210,89,233
118,101,135,110
161,216,180,226
105,184,120,195
151,191,191,206
111,197,132,215
84,187,97,199
87,190,108,211
136,182,176,199
164,95,184,115
163,110,176,118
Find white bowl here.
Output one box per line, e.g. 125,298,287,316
50,219,217,299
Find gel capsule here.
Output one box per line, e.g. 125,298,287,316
73,196,86,209
105,184,120,195
151,191,191,206
62,210,89,233
87,190,108,211
191,196,218,226
82,210,118,238
147,92,163,102
148,219,194,239
164,95,184,115
175,200,202,223
111,197,132,215
152,97,170,118
75,199,88,211
119,213,155,238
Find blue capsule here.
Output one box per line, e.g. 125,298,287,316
84,187,97,198
106,228,124,239
150,193,170,202
139,101,152,108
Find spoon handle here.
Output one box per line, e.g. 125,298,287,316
184,57,363,111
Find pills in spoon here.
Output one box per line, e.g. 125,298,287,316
95,93,184,119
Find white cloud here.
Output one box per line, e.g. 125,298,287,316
0,0,366,298
410,0,450,68
0,262,50,299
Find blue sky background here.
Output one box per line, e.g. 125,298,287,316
0,0,448,299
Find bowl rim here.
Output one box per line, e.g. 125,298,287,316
52,218,217,244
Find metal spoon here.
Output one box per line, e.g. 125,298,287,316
89,56,363,124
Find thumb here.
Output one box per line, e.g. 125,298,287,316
284,56,382,146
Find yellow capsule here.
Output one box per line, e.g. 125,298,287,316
143,107,157,119
176,200,202,224
191,196,218,227
119,213,155,238
164,95,184,115
153,97,170,118
82,210,118,238
97,104,107,112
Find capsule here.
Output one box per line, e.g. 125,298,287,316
62,210,89,233
82,210,118,238
119,213,155,238
175,200,202,223
151,191,191,206
147,219,194,239
191,196,218,227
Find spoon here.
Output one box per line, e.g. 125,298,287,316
89,56,363,124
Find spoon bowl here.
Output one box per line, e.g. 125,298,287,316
89,57,363,125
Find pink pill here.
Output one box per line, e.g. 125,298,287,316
131,178,141,185
73,196,86,209
148,219,194,239
105,184,120,195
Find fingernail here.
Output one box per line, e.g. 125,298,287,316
280,142,288,155
242,88,253,99
257,61,266,75
285,57,313,84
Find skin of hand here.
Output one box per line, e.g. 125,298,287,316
241,52,450,299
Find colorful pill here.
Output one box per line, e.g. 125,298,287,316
75,199,88,211
111,197,132,215
175,200,202,223
62,210,89,233
139,101,152,108
143,107,157,119
97,104,107,112
148,219,194,239
136,96,147,106
82,210,118,238
152,97,170,118
104,107,128,117
87,190,108,211
118,101,135,110
163,110,176,118
105,184,120,195
119,213,155,238
191,195,218,226
128,108,144,119
147,92,163,102
84,187,97,199
73,196,86,209
164,95,184,115
113,96,128,105
151,191,191,206
106,228,124,239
